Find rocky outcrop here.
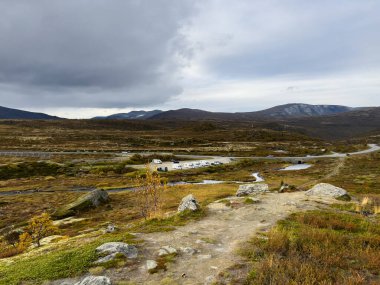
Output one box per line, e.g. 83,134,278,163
236,184,269,196
178,194,200,212
94,242,138,264
54,190,109,218
305,183,348,198
74,276,111,285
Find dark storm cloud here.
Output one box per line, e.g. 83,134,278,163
0,0,195,107
1,0,380,114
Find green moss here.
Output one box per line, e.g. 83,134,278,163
0,232,136,285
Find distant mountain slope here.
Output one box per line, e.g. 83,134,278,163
93,110,162,120
252,103,353,118
149,104,354,121
281,107,380,139
149,108,228,120
0,106,60,120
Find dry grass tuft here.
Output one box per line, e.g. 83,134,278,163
242,210,380,285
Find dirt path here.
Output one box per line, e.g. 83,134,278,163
298,157,346,190
107,192,337,285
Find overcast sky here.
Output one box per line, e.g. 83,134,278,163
0,0,379,118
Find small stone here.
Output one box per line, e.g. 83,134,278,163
146,260,158,271
106,224,116,233
180,247,196,255
74,276,111,285
158,245,177,256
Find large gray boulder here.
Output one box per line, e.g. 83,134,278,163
54,190,109,218
178,194,200,212
236,184,269,196
305,183,348,198
74,276,111,285
96,242,138,258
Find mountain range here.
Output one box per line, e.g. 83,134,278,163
0,103,379,140
93,103,355,121
0,103,372,124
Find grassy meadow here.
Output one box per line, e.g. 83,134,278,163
0,119,379,284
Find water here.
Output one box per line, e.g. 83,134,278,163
280,164,312,171
252,172,264,182
195,180,224,185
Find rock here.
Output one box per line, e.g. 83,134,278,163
39,235,64,246
74,276,111,285
180,247,196,255
236,184,269,196
94,253,120,264
158,245,177,256
96,242,138,258
105,224,116,233
146,260,158,271
305,183,348,199
54,190,109,218
178,194,200,212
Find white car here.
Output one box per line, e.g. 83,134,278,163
172,164,182,170
152,159,162,164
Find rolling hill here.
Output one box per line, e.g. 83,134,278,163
0,106,60,120
93,110,162,120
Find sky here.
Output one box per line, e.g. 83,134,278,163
0,0,379,118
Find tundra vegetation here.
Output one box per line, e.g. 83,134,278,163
0,119,379,284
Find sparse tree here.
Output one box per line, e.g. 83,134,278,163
134,165,166,219
24,213,58,247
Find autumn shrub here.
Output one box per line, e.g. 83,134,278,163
243,210,380,285
23,213,59,247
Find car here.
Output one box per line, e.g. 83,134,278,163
157,166,168,172
172,164,182,170
152,159,162,164
172,160,180,164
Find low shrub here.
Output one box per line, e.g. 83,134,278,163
243,210,380,284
